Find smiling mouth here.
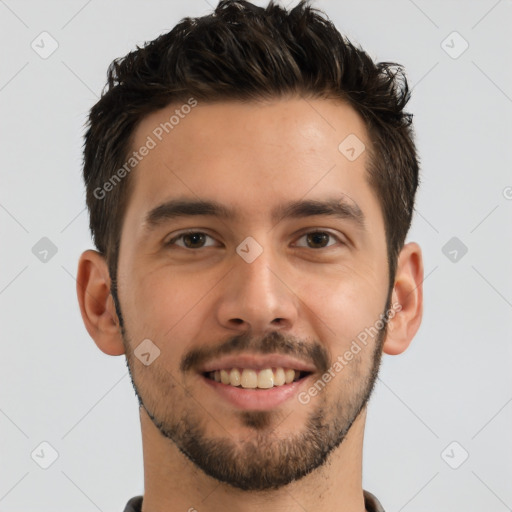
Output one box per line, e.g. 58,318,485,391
203,367,311,389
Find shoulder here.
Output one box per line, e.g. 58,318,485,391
122,495,143,512
363,489,386,512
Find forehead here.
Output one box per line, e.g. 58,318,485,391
124,97,381,231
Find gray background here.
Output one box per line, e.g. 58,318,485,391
1,0,511,510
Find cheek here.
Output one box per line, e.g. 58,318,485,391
122,268,218,355
302,262,387,353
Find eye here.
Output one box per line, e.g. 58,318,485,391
166,231,218,249
294,230,344,249
165,229,345,250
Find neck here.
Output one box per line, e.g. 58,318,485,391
139,407,368,512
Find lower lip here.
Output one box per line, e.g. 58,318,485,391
201,374,311,410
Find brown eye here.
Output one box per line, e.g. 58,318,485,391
295,231,342,249
166,231,216,249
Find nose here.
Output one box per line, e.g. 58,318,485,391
214,243,299,334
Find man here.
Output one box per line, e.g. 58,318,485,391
76,0,423,510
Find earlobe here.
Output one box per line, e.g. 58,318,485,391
76,250,126,356
382,242,424,356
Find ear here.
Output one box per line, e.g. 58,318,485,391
76,249,125,356
382,242,424,356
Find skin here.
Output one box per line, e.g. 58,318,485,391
76,97,423,512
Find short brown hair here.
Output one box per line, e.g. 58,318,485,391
82,0,419,290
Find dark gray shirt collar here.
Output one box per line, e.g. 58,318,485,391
123,489,385,511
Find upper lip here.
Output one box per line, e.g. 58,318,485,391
198,354,316,373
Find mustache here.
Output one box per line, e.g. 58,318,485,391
180,330,330,374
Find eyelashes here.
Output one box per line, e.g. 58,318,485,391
165,229,345,250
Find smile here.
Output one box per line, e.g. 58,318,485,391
204,367,311,389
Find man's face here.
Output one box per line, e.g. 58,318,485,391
114,97,391,490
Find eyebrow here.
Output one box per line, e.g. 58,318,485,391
143,196,366,231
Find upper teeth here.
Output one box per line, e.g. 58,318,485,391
209,368,300,389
